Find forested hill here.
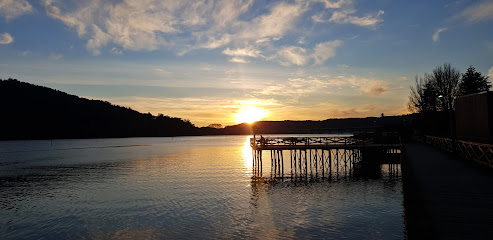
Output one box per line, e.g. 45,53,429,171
0,79,199,140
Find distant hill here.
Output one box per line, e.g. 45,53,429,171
0,79,199,140
223,116,409,135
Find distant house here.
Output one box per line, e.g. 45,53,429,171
455,91,493,143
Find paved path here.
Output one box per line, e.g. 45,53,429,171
404,142,493,239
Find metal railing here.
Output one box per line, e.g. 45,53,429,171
425,135,493,168
250,137,373,148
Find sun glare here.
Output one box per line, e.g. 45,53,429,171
234,106,268,124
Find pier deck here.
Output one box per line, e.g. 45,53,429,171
250,136,401,178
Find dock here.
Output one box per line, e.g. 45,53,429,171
250,136,401,178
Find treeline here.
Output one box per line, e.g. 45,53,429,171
221,116,408,135
1,79,410,140
407,64,490,136
0,79,199,140
408,64,490,113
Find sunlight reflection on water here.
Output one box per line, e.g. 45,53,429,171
0,135,403,239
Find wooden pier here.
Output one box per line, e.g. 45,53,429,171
250,136,401,179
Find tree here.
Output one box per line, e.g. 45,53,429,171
408,74,438,113
431,63,461,111
207,123,223,129
458,65,490,96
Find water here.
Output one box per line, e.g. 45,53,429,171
0,135,404,239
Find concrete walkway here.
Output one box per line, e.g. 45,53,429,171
404,142,493,239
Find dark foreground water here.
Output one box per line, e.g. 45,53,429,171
0,135,403,239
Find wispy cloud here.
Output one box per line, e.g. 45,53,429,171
257,74,389,100
153,68,171,76
229,57,250,63
0,0,32,19
328,75,389,96
0,32,13,44
329,9,384,28
455,1,493,23
277,46,309,66
49,53,64,61
38,0,379,67
432,28,448,42
111,47,123,55
313,0,351,9
311,0,384,29
312,40,342,64
276,40,342,66
239,1,306,40
222,46,261,58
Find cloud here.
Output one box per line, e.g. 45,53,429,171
0,32,13,44
257,74,388,99
276,40,342,66
42,0,307,56
329,75,389,96
43,0,87,36
313,0,351,9
43,0,179,54
329,9,384,28
297,37,306,44
277,46,309,66
257,77,330,99
312,40,342,64
39,0,367,67
455,1,493,23
432,28,448,42
0,0,32,19
49,53,63,61
153,68,171,76
222,46,261,58
199,34,232,49
311,0,384,29
240,1,306,39
111,47,123,55
364,81,388,96
229,57,250,63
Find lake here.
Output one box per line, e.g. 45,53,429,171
0,135,404,239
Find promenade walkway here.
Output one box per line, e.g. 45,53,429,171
404,142,493,239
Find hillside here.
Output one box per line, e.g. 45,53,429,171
223,116,409,135
0,79,199,140
0,79,409,140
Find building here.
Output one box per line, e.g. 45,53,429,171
455,91,493,143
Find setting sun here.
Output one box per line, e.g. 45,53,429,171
234,106,268,124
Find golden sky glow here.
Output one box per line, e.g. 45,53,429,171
234,105,269,124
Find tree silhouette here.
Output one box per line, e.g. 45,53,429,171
0,79,199,140
408,74,438,113
207,123,223,129
458,66,490,96
431,63,461,111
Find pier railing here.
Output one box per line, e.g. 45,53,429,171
250,136,374,149
425,135,493,168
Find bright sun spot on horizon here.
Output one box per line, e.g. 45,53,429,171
234,106,268,124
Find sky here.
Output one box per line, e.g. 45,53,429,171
1,0,492,127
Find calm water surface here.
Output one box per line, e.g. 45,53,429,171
0,135,404,239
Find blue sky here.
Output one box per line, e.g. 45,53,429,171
1,0,492,126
